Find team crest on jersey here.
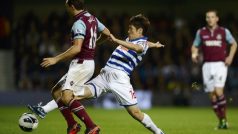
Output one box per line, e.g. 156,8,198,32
216,34,222,40
88,16,95,23
70,81,74,86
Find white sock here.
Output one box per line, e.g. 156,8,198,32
141,113,164,134
42,100,58,113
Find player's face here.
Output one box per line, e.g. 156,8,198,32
128,25,142,40
206,12,219,28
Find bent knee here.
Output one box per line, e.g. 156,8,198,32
61,90,74,105
51,87,61,100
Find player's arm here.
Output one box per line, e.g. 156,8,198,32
96,27,110,45
41,20,85,68
109,34,143,53
191,45,199,63
41,39,83,68
225,29,237,66
147,41,164,48
191,30,201,63
96,18,110,45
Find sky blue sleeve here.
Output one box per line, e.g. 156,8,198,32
96,18,105,32
225,28,235,44
72,20,86,39
193,30,201,47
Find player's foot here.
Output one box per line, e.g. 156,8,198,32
67,123,81,134
84,126,100,134
27,102,46,119
217,119,228,129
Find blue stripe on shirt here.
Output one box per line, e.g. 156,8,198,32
114,50,136,68
107,61,131,74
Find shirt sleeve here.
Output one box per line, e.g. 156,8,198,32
96,18,106,32
193,30,201,47
72,20,86,39
137,40,149,54
225,28,235,44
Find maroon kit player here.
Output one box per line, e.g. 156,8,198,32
28,0,110,134
191,10,237,129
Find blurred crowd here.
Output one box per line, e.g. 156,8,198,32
10,11,238,97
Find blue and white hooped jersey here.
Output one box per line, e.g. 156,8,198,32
106,37,149,75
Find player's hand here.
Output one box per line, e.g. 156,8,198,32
191,53,199,63
225,56,233,66
40,57,58,68
153,41,165,48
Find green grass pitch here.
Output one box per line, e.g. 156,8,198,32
0,106,237,134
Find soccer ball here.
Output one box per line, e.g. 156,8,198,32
19,113,39,132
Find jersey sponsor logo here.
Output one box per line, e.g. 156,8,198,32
205,40,222,47
119,45,129,51
202,35,210,39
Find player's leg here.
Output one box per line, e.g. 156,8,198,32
202,63,223,127
214,87,228,129
27,83,62,119
52,86,79,133
27,100,57,119
208,91,222,121
214,62,228,129
61,89,100,134
106,69,164,134
125,105,164,134
59,60,99,133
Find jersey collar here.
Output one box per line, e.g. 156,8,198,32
74,10,87,20
128,36,148,42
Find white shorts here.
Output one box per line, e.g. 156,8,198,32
202,62,227,92
55,59,94,95
83,66,137,106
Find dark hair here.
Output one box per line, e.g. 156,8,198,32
129,14,150,35
66,0,85,10
206,9,219,17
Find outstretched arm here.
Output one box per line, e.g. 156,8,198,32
147,41,164,48
96,27,110,45
109,34,143,53
41,38,83,68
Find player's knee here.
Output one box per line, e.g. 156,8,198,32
51,87,60,100
61,90,74,105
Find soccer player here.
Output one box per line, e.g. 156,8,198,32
54,14,165,134
191,9,237,129
28,0,110,134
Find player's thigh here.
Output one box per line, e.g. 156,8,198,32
63,60,95,91
214,62,228,88
74,86,94,100
109,75,137,106
74,72,107,98
202,63,214,92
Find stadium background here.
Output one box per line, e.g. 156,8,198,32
0,0,238,107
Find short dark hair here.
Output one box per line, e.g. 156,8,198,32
206,9,219,17
66,0,85,10
129,14,150,35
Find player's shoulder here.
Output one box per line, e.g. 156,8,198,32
72,19,86,29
